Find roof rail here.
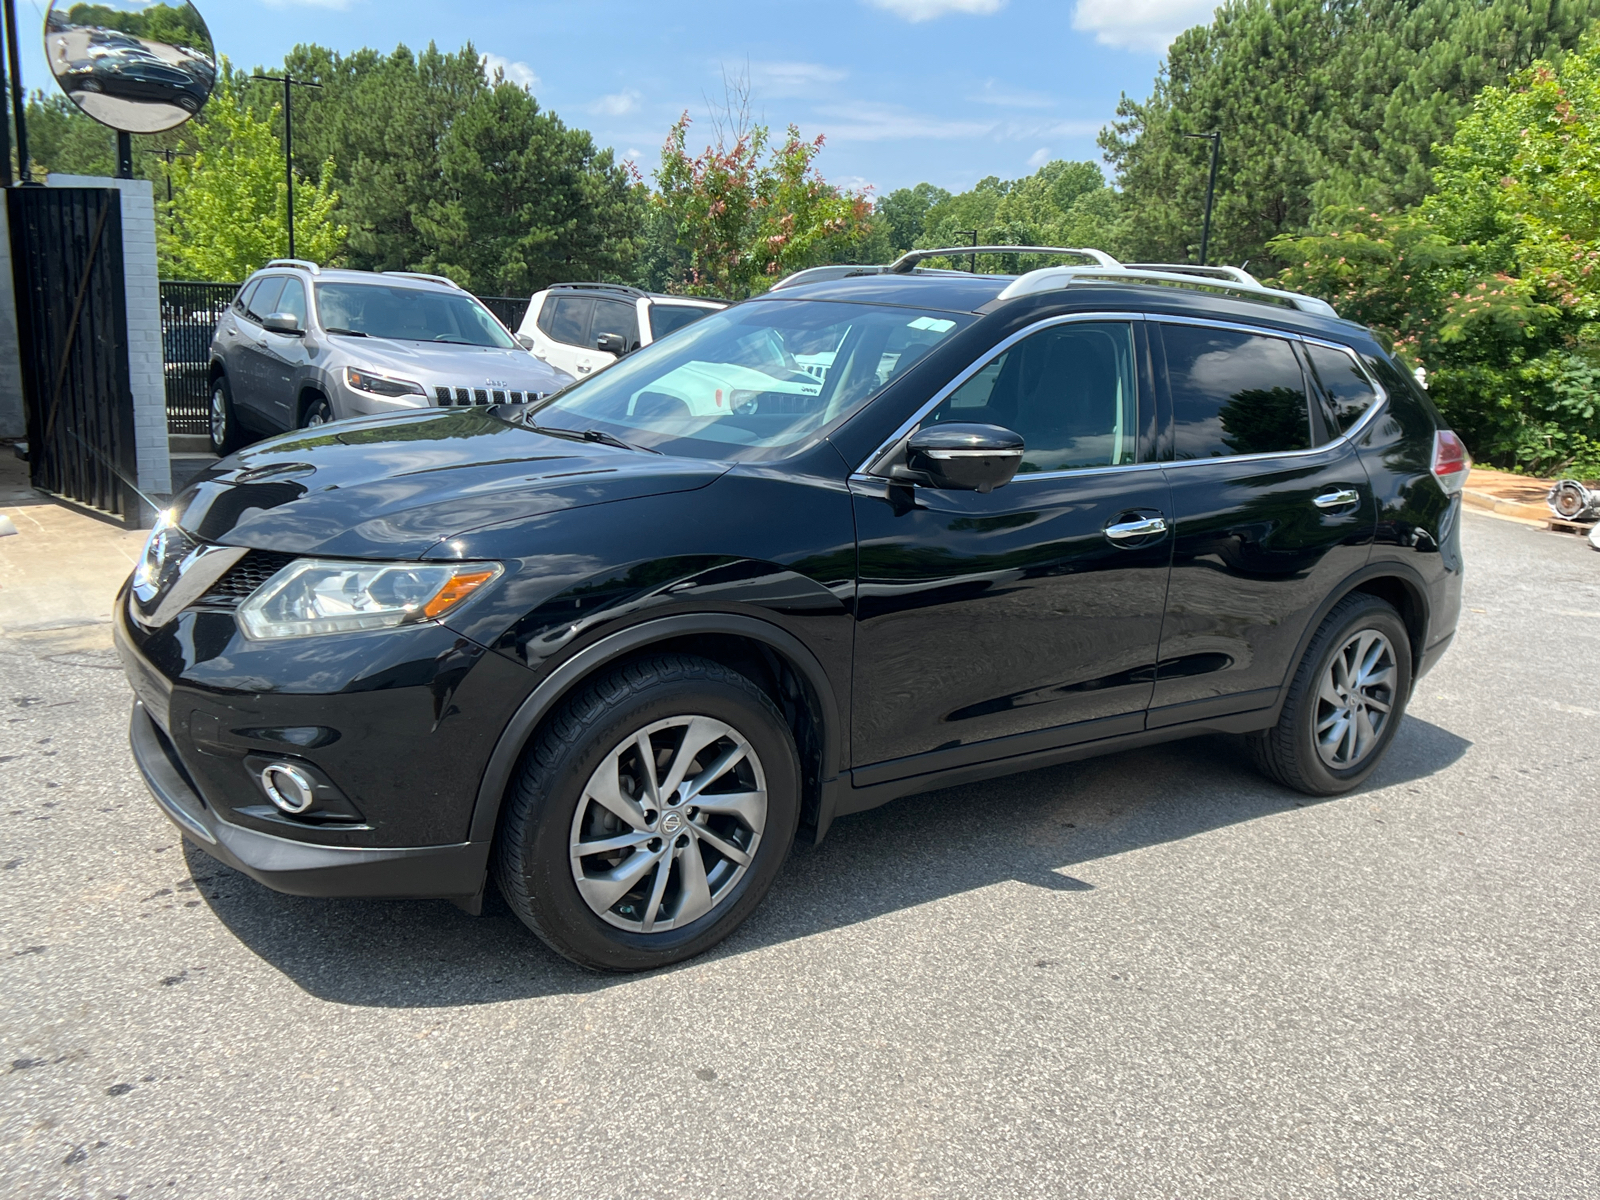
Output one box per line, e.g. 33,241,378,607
547,281,650,300
886,246,1120,273
266,258,321,275
382,271,463,290
996,259,1338,317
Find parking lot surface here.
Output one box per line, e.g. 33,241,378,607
2,509,1597,1199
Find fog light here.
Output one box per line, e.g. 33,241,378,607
260,763,316,814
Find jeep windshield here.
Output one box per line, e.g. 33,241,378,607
524,299,972,460
314,282,517,349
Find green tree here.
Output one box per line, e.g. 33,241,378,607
877,182,951,253
1102,0,1600,270
653,112,873,297
158,70,345,280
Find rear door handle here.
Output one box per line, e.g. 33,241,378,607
1105,515,1168,541
1313,488,1361,509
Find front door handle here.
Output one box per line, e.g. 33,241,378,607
1313,488,1361,509
1105,515,1168,541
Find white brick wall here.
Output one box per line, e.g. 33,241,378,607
0,202,24,440
46,175,171,497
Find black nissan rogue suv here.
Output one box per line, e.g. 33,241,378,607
118,249,1468,971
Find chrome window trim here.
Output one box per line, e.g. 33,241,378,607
854,310,1392,483
857,311,1147,476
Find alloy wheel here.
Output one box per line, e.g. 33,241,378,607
568,715,768,934
303,399,333,427
1314,628,1397,769
209,385,227,445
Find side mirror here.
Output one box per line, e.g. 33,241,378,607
262,312,303,336
595,332,627,357
901,423,1024,493
515,333,535,350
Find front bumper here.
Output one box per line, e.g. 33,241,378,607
129,701,489,900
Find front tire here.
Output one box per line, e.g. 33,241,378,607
494,654,801,971
300,393,334,428
208,374,242,455
1249,593,1413,795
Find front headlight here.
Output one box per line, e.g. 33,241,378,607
130,508,184,604
345,366,425,398
236,559,502,640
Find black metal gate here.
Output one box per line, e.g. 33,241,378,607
8,187,141,525
159,280,235,435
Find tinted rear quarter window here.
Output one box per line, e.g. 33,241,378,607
1162,324,1311,458
650,304,715,340
1305,343,1380,435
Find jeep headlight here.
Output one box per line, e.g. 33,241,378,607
236,559,502,640
345,366,425,398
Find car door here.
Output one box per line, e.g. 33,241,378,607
535,295,595,378
1149,319,1376,727
849,316,1174,787
260,276,314,430
231,275,285,425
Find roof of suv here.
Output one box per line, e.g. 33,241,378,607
763,253,1369,344
253,261,469,295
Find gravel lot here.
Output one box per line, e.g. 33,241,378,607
2,509,1597,1199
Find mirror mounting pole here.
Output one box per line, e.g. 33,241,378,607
3,0,27,181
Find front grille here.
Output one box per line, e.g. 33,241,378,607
434,386,546,407
201,551,299,607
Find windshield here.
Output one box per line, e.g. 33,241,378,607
527,299,972,460
314,283,517,348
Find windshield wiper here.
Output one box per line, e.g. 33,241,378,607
521,421,660,454
324,327,369,337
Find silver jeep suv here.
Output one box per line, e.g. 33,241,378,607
206,261,575,454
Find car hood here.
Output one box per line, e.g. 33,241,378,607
173,408,727,558
325,336,574,392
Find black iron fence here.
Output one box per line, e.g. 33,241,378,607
160,281,237,435
158,282,533,435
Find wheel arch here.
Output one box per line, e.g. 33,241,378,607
295,386,330,425
1266,561,1433,725
466,614,844,853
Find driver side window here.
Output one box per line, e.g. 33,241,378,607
925,321,1139,474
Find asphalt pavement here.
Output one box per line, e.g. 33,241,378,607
2,509,1597,1199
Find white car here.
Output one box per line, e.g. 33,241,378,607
517,284,724,382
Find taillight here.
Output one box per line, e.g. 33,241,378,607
1431,429,1471,494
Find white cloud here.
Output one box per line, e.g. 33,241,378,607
970,80,1054,109
865,0,1006,20
1071,0,1218,52
590,90,642,117
747,61,848,98
1027,147,1052,169
480,52,539,91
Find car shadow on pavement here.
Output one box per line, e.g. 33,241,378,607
189,717,1471,1007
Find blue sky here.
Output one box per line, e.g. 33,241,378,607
18,0,1219,194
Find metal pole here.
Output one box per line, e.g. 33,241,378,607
2,0,27,181
116,132,133,180
0,3,12,188
283,75,294,259
1200,133,1219,267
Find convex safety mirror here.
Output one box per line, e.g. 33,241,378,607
45,0,217,134
902,423,1025,493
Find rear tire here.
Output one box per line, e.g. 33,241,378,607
208,374,242,456
1249,593,1412,795
494,654,800,971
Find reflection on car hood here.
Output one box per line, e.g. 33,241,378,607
174,408,727,558
325,336,574,391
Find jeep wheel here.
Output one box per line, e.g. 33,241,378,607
208,375,242,455
301,394,334,428
494,654,800,971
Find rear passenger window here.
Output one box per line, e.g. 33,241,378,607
926,321,1138,474
1162,325,1310,459
1305,344,1380,434
538,297,593,346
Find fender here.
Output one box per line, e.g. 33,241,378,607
1261,555,1435,726
464,612,845,849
